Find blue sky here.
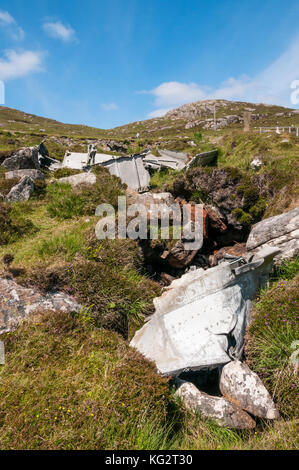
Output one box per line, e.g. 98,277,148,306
0,0,299,128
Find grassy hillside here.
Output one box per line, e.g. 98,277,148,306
0,100,298,450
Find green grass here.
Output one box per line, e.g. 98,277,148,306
46,167,126,220
37,232,86,260
0,308,298,450
46,182,86,219
0,201,37,246
246,270,299,419
0,310,171,450
0,104,298,449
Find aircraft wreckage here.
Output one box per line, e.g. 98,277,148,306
130,246,280,376
62,145,218,192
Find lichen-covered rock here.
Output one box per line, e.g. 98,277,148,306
2,146,40,170
175,380,256,429
0,277,82,334
246,207,299,262
220,361,279,419
5,169,45,181
56,172,97,187
5,176,34,202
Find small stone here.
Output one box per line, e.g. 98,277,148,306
220,361,279,419
175,380,256,429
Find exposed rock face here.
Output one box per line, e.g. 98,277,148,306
175,380,256,429
205,204,227,233
5,175,34,202
163,241,199,269
5,169,45,181
2,146,40,170
56,171,97,187
220,361,279,419
161,204,208,269
246,207,299,262
130,246,280,376
0,277,82,334
184,167,261,242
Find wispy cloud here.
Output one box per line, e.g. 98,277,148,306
0,50,43,81
101,102,119,111
144,36,299,117
0,9,25,40
43,21,76,42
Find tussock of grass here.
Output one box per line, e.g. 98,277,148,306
246,272,299,419
37,232,86,260
0,202,37,246
52,168,82,179
46,167,126,220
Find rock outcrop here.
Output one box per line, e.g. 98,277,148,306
56,171,97,187
220,361,279,419
2,146,40,170
246,207,299,262
175,380,256,429
5,169,45,181
0,277,82,334
5,175,35,202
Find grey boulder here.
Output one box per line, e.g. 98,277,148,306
5,175,34,202
5,169,45,181
220,361,279,419
175,380,256,429
2,146,40,170
246,207,299,262
56,172,96,187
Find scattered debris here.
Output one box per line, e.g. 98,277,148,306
130,246,280,376
62,148,150,192
143,149,188,171
186,150,218,169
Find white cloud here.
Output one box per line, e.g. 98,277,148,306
43,21,76,42
145,36,299,116
101,102,119,111
0,50,43,81
147,108,172,118
0,10,14,24
150,81,207,108
0,9,24,40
